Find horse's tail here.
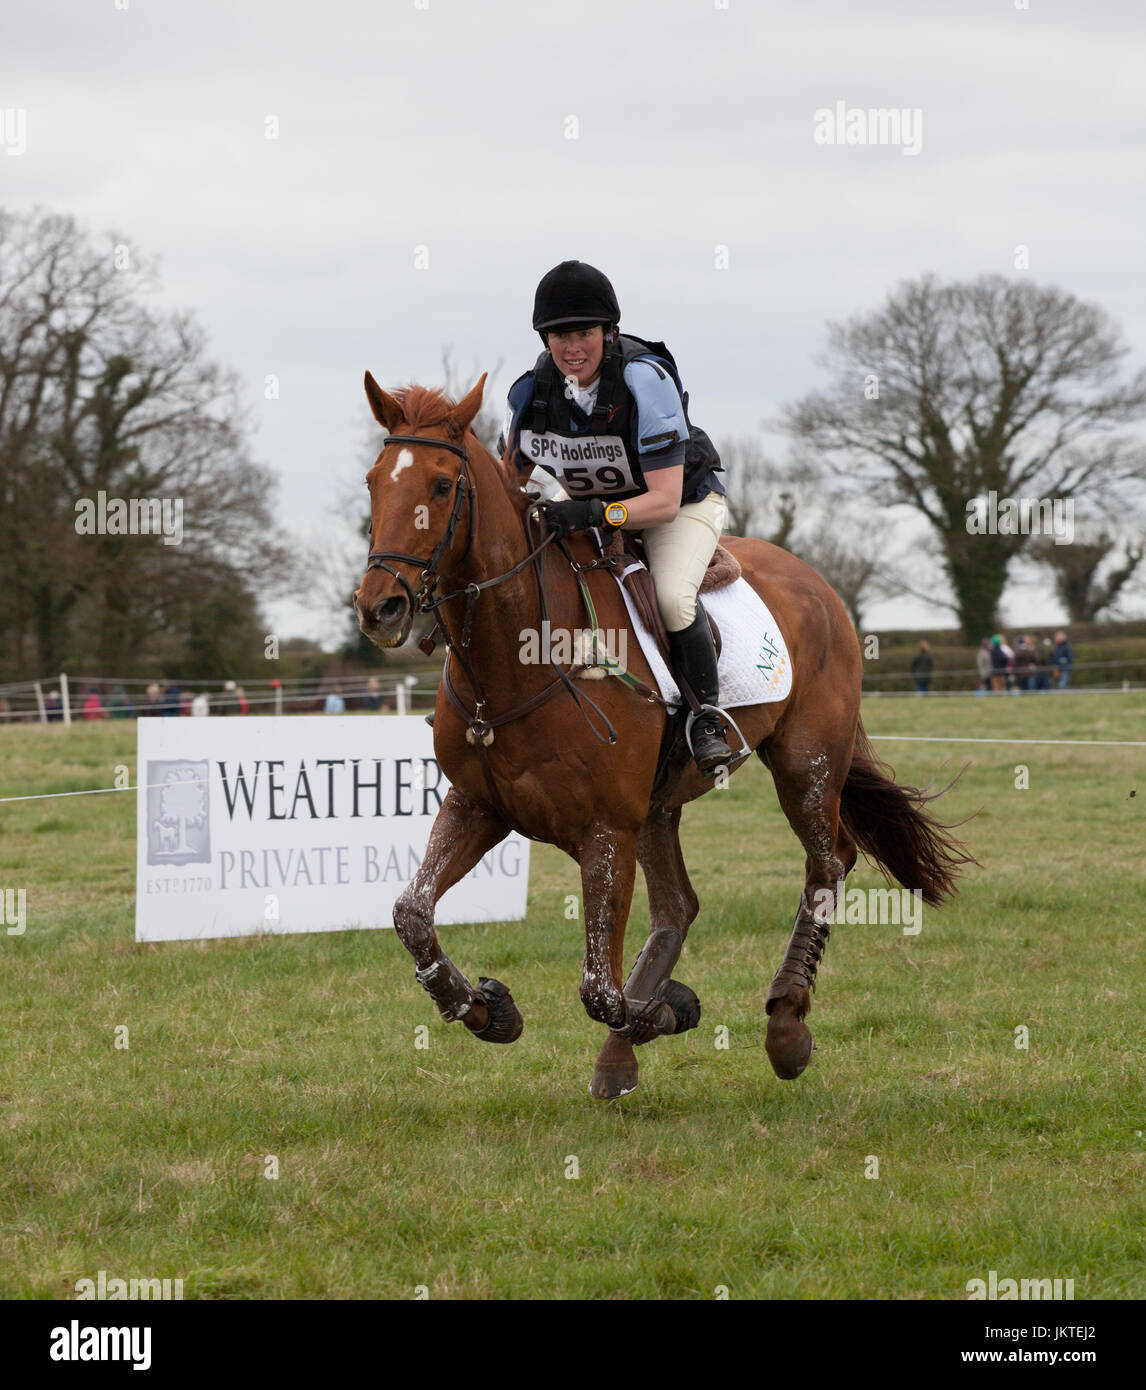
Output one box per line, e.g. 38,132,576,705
838,721,978,906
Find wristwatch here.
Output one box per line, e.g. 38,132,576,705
603,500,629,529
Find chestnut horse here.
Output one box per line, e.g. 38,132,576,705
354,373,972,1097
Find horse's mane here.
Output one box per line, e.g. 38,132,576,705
386,384,529,514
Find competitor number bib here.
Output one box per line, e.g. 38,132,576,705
517,430,638,495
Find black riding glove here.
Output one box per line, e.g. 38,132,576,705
540,497,606,539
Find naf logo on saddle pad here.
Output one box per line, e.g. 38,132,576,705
753,628,788,699
618,575,794,710
135,718,529,941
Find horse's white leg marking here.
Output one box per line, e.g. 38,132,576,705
390,447,415,483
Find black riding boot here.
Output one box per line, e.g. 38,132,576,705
668,607,733,776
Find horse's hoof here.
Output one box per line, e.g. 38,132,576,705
656,979,701,1034
469,977,523,1044
766,1028,814,1080
589,1064,639,1099
765,1017,814,1080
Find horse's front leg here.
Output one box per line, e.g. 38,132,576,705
579,824,662,1098
393,787,522,1044
591,808,702,1094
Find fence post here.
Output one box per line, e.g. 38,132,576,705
396,680,408,717
34,682,46,723
60,672,72,727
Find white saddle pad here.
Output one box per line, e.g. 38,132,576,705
612,561,794,711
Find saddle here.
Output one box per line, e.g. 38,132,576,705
598,529,741,673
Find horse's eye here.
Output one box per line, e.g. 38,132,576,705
434,477,453,498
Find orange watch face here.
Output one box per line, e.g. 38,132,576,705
604,501,628,527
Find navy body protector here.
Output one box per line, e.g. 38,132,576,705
514,333,722,504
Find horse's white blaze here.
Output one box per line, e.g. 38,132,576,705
390,448,414,483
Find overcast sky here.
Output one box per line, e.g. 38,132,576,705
5,0,1145,640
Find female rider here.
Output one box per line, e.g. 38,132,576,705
498,260,731,774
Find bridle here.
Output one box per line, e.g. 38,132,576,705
363,432,476,641
364,430,571,645
359,426,639,838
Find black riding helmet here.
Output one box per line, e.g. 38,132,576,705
532,260,620,344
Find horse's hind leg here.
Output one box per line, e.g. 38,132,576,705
393,786,521,1043
590,807,701,1097
762,735,858,1080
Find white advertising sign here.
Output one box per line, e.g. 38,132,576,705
135,716,529,941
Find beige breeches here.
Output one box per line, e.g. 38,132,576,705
641,492,728,633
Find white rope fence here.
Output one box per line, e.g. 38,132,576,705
1,733,1141,807
0,673,435,722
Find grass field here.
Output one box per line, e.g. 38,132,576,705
1,693,1143,1300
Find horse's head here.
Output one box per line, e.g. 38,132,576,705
354,371,488,648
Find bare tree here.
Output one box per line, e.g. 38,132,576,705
783,487,912,630
1029,520,1145,623
718,436,797,545
158,768,207,856
440,345,503,452
0,208,292,680
784,274,1146,639
792,532,878,630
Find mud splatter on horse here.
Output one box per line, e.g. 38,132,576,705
354,374,974,1097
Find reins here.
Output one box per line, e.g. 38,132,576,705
365,429,664,838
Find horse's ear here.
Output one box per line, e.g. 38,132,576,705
449,373,488,436
364,371,404,431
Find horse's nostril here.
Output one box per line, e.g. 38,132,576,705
374,596,407,627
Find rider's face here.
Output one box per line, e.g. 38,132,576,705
547,326,606,387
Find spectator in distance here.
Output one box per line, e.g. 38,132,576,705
998,633,1016,692
109,684,134,719
989,635,1009,693
139,683,163,717
1036,636,1054,692
911,639,934,694
1052,630,1074,689
324,687,346,714
1013,635,1038,692
82,687,107,720
191,691,210,717
975,637,992,694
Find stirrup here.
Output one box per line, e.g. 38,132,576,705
685,703,752,773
